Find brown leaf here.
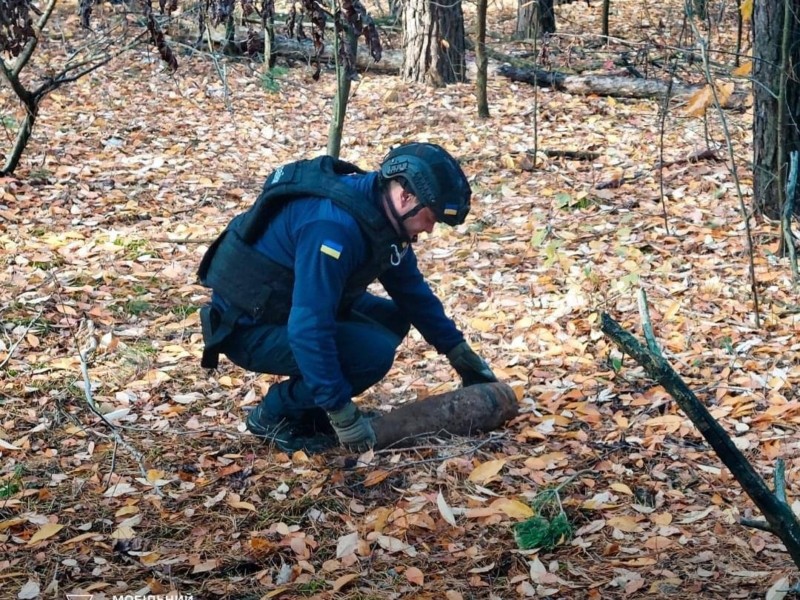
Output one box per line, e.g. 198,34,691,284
363,469,390,487
405,566,424,586
332,573,358,592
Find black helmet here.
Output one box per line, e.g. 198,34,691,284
380,142,471,226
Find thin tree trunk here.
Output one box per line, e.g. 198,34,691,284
2,104,37,175
476,0,489,118
601,0,610,38
262,0,276,68
327,26,357,158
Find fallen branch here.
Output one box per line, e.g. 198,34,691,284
601,290,800,568
541,149,601,161
654,148,721,169
497,64,746,106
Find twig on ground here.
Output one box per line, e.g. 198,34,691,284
149,236,217,244
653,148,721,169
74,323,156,493
0,306,44,370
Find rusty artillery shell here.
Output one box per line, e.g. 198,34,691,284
371,382,519,450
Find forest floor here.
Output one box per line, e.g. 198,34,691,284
2,0,800,598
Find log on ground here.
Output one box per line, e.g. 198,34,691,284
371,382,519,450
497,64,746,107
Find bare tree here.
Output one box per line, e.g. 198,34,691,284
1,0,175,176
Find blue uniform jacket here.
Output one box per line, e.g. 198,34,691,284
213,171,464,411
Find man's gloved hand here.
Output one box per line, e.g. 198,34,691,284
327,401,376,452
447,342,498,387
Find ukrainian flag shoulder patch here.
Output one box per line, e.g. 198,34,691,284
443,204,460,216
320,240,343,259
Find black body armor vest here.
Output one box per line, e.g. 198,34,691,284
197,156,405,368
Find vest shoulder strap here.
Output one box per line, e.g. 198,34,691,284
239,156,379,243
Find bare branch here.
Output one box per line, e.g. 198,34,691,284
12,0,58,78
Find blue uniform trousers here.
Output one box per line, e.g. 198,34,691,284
219,293,410,422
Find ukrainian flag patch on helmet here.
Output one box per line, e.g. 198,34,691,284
320,240,343,259
443,204,460,216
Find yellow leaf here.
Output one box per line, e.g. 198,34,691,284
643,415,684,427
111,525,136,539
685,85,713,117
363,469,390,487
261,588,289,599
607,516,643,532
663,300,682,321
468,459,506,483
406,566,425,586
28,522,64,545
500,154,517,170
332,573,359,592
740,0,752,21
115,505,139,517
652,512,673,525
228,499,256,511
0,517,25,531
610,482,634,495
716,81,735,106
469,318,494,332
493,498,534,520
143,369,171,384
139,552,161,566
146,469,165,484
732,61,752,77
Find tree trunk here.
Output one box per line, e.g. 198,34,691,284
753,0,800,218
327,26,358,159
476,0,489,118
2,105,37,175
402,0,466,85
516,0,556,39
601,0,610,38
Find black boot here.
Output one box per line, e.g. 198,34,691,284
246,403,337,454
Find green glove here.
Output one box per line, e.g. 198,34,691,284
447,342,498,387
327,402,376,452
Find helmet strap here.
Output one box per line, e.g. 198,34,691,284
382,189,425,242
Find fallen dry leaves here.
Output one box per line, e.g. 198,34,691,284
1,0,799,598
